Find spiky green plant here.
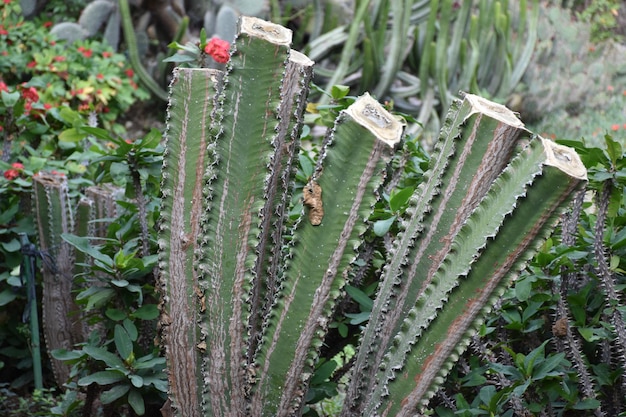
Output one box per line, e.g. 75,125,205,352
33,172,83,386
32,173,122,386
158,16,587,417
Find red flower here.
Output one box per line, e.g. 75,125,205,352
3,0,11,4
22,86,39,102
0,26,7,36
43,21,53,28
3,162,23,180
0,81,8,92
53,55,65,62
26,60,37,68
205,37,230,64
611,124,620,131
102,51,112,58
4,169,19,180
125,68,134,78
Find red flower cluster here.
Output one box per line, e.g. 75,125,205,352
77,46,93,58
205,37,230,64
611,124,626,131
22,86,39,102
3,162,24,180
19,85,39,115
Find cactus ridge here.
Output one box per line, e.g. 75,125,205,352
157,67,223,417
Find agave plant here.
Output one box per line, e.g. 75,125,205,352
157,15,586,417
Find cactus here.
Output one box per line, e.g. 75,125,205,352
158,16,587,417
32,173,123,386
32,172,84,386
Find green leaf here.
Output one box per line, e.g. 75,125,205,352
58,128,86,143
106,308,127,321
78,370,126,386
134,356,166,370
83,345,126,370
61,234,113,265
76,286,115,310
123,318,138,341
58,107,82,125
100,384,130,404
345,311,370,325
79,126,115,141
0,204,18,224
345,285,374,311
200,27,207,46
310,360,337,384
532,352,566,380
162,54,198,64
373,216,396,236
128,389,145,415
572,398,602,410
114,324,133,362
1,239,21,252
140,375,168,392
131,304,159,320
299,153,314,178
129,374,144,388
1,90,20,107
50,349,84,361
140,128,162,149
0,289,18,306
604,134,622,167
389,187,413,212
110,162,129,184
330,85,350,100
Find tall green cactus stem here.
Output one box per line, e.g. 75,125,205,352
342,93,531,415
250,93,403,416
32,172,83,386
196,17,292,417
372,137,587,416
247,49,315,361
157,67,224,417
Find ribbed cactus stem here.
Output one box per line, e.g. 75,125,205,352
343,93,531,415
196,16,292,416
32,172,83,386
250,93,403,416
373,137,587,416
158,67,223,417
247,49,315,361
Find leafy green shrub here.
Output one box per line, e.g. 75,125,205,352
0,0,151,396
